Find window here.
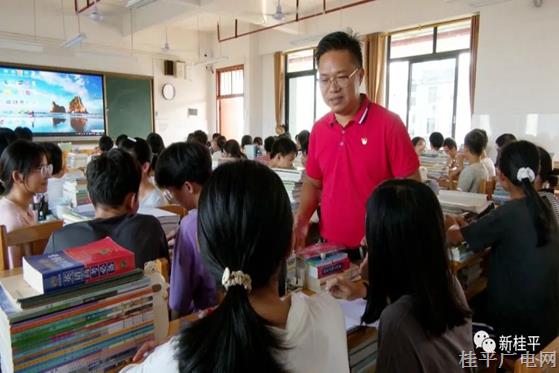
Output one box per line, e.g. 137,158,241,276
217,65,244,141
285,48,330,135
387,19,473,143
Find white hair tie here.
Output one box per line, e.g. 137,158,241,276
517,167,535,183
222,267,252,292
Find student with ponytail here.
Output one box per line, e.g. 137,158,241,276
0,140,51,267
123,161,348,373
448,140,559,348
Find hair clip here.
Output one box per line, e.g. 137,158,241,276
222,267,252,292
517,167,535,183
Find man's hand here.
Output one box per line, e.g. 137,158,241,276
326,276,367,301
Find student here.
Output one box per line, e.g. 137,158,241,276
241,135,253,151
495,133,516,166
268,137,297,169
42,142,64,178
98,135,114,153
146,133,165,173
295,130,310,152
154,142,216,318
0,140,50,268
116,134,128,148
188,130,208,146
457,130,488,193
44,149,169,268
443,137,462,181
0,127,16,156
120,137,166,208
412,136,426,156
536,146,559,223
448,140,559,348
125,161,349,373
223,139,245,160
253,136,263,157
429,132,444,152
256,136,275,165
211,135,226,161
476,129,496,179
14,126,32,141
328,179,472,372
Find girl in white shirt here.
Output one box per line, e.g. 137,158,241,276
122,161,348,373
119,137,166,208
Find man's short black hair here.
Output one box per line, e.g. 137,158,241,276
443,137,457,150
429,132,444,149
464,130,485,156
188,130,208,146
98,135,114,152
86,148,141,208
475,129,488,149
264,136,275,153
116,134,128,147
14,127,32,141
155,142,212,189
270,137,297,159
42,142,63,175
316,31,363,68
495,133,517,148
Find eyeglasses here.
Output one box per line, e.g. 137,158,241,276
318,68,360,90
34,164,53,177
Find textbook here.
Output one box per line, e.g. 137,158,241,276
22,237,135,294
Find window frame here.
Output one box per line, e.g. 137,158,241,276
284,48,319,133
216,64,244,134
386,18,473,138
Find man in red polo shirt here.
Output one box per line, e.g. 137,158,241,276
294,31,420,250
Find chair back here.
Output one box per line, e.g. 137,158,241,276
0,220,64,270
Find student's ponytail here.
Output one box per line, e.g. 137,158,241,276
500,141,557,246
177,286,286,372
176,161,293,373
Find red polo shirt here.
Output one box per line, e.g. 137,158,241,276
306,95,419,247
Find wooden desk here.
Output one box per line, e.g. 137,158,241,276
450,248,490,300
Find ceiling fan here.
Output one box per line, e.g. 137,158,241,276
267,0,293,21
88,0,104,22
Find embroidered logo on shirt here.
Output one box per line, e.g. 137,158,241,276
361,137,368,145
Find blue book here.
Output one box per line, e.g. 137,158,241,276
22,253,84,294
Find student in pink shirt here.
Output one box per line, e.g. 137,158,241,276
0,140,51,267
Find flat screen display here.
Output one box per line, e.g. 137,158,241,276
0,65,105,137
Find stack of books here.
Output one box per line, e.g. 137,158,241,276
66,152,88,170
438,190,493,215
67,204,180,236
298,243,360,293
420,152,449,180
272,168,303,211
63,177,90,207
0,238,156,373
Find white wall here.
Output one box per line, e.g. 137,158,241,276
213,0,559,158
0,0,211,146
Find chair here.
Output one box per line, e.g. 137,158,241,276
479,178,497,200
154,257,170,283
158,204,187,218
0,220,64,270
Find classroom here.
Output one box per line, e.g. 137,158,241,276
0,0,558,372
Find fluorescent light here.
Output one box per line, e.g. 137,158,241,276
193,56,229,66
61,33,87,48
126,0,157,8
0,39,43,53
